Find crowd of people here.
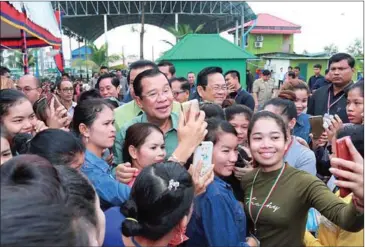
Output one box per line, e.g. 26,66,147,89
0,51,364,247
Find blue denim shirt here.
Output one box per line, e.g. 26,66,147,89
293,113,311,143
186,177,249,247
82,150,130,206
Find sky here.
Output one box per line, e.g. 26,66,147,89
61,1,364,61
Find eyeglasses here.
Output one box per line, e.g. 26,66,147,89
172,90,186,97
16,86,39,93
142,88,172,101
209,85,228,92
61,87,73,93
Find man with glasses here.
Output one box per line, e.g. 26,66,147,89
56,80,77,117
114,60,181,132
308,53,355,123
170,77,190,103
113,68,179,164
17,75,42,104
196,67,228,106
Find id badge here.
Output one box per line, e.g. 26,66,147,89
249,233,260,247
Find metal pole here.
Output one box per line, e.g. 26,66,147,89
175,13,178,43
35,49,39,77
216,21,220,33
85,40,89,81
241,13,245,49
104,14,108,67
78,39,81,78
235,19,239,45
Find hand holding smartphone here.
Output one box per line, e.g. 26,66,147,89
181,99,200,124
309,116,324,139
193,141,213,176
335,136,352,197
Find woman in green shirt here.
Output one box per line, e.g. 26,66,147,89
241,110,363,247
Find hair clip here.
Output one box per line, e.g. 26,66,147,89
168,179,180,191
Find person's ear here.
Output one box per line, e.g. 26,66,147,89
79,123,90,138
197,85,205,97
135,96,143,109
128,145,138,160
288,118,296,130
117,85,121,94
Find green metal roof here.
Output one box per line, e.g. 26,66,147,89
157,34,257,61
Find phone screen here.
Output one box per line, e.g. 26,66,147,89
309,116,324,139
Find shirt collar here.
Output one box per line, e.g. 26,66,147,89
214,176,231,189
140,111,179,131
85,149,109,173
296,113,305,126
328,81,354,95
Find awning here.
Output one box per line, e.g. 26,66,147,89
0,1,62,49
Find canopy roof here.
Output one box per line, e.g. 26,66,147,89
158,34,257,61
52,1,256,41
228,13,301,35
0,1,62,49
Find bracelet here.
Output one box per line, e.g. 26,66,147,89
168,154,186,166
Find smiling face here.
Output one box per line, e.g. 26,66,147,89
198,73,227,105
294,89,308,116
212,132,239,177
228,114,249,145
135,73,173,121
1,98,37,137
346,88,364,124
98,77,120,98
249,118,287,168
129,129,166,169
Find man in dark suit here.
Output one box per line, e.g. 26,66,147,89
308,53,355,123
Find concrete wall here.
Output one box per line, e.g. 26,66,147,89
171,59,247,88
245,34,294,55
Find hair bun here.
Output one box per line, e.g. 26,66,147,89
278,90,296,102
120,200,143,237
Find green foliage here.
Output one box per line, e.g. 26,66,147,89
346,38,363,57
110,64,127,70
167,23,205,41
323,43,338,56
71,43,123,70
6,49,36,68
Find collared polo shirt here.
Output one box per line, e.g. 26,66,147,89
252,78,275,106
113,112,180,164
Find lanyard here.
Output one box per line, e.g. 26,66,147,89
327,90,345,114
248,163,286,235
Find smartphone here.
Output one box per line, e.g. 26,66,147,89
309,116,324,139
193,141,213,176
335,136,352,197
181,99,200,123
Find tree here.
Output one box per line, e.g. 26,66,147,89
166,23,205,41
346,38,363,57
71,43,122,71
6,49,35,69
323,43,338,56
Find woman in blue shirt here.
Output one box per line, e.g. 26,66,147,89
72,98,131,209
186,118,257,247
291,83,311,143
